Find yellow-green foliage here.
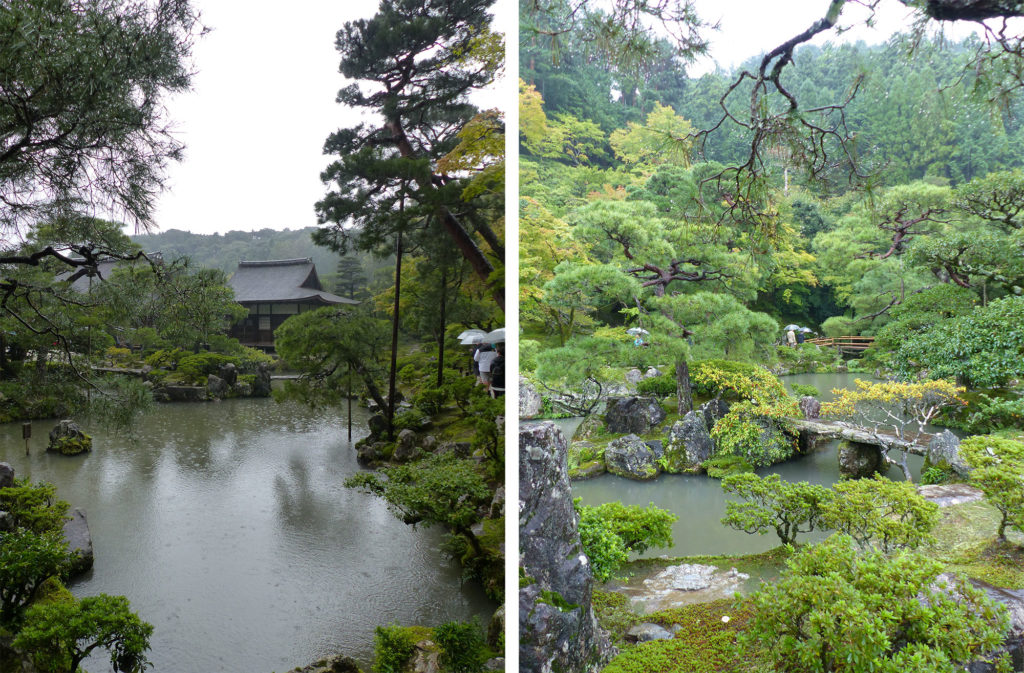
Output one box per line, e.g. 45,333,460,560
961,435,1024,540
821,379,965,433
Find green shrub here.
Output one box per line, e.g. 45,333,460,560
397,364,419,384
961,435,1024,541
575,500,676,583
938,392,1024,434
372,624,418,673
720,473,831,545
743,534,1009,673
701,454,754,478
790,383,820,398
711,405,796,467
393,408,427,431
176,352,239,383
415,387,448,415
520,339,541,373
822,475,939,552
144,348,188,370
0,479,69,535
636,374,676,398
104,347,132,364
434,620,489,673
443,376,479,413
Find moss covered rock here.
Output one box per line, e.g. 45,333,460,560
46,420,92,456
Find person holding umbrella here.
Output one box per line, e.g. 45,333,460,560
475,343,498,386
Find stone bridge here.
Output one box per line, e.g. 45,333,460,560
791,419,931,457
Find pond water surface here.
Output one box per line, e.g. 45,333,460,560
0,398,493,673
571,372,928,557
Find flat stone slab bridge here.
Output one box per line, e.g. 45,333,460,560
791,419,932,456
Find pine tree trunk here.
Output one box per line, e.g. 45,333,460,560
676,359,693,414
386,228,403,440
436,267,447,388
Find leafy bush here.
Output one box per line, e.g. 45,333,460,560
720,473,832,545
821,475,939,552
520,339,541,373
938,392,1024,434
434,620,489,673
414,387,448,415
443,376,480,414
575,500,676,583
397,364,419,384
711,404,796,467
961,435,1024,541
743,534,1009,673
790,383,820,398
104,347,133,364
636,374,676,398
0,529,69,624
0,479,69,535
143,348,188,370
393,408,427,431
372,624,418,673
176,352,238,383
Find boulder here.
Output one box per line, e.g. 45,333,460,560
154,385,206,403
799,396,821,420
838,439,882,478
490,486,505,518
603,396,666,435
625,623,674,643
487,604,505,648
663,412,715,473
356,441,387,466
392,430,420,463
699,399,731,432
918,484,984,507
520,423,615,673
47,420,92,455
367,414,389,438
218,362,238,386
484,658,504,671
0,511,12,533
0,462,13,489
936,574,1024,673
62,507,94,577
232,380,253,397
575,415,604,440
644,367,662,379
623,564,751,613
604,434,661,480
284,655,362,673
797,429,821,454
206,374,229,400
251,362,272,397
411,641,440,673
925,429,970,477
624,368,644,386
437,441,473,458
519,377,544,419
644,439,664,457
421,435,438,452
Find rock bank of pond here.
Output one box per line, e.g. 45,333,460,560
0,398,494,672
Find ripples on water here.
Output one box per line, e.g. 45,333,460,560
0,398,493,673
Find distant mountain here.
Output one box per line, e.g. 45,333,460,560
131,227,337,273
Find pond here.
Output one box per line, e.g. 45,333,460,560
571,372,928,558
0,398,493,673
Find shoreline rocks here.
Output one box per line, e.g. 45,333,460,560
47,420,92,455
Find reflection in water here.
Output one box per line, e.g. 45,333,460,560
572,372,926,558
0,398,493,673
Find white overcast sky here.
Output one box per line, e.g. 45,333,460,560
152,0,987,236
151,0,513,236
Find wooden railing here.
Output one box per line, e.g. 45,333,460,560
804,335,875,354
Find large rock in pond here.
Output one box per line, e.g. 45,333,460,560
838,439,882,478
62,507,94,577
699,398,730,432
284,655,362,673
392,429,420,463
663,412,714,473
520,423,615,673
251,362,272,397
604,434,661,480
47,420,92,455
520,377,543,419
603,396,666,435
925,429,970,477
799,396,821,420
218,362,238,386
0,462,13,489
206,374,229,400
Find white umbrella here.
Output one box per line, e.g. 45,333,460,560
783,324,800,331
799,327,814,333
457,329,486,340
484,327,505,342
460,333,485,345
626,327,650,336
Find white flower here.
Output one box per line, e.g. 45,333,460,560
721,615,730,623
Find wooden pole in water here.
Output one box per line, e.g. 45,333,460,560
347,362,352,442
22,422,30,455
